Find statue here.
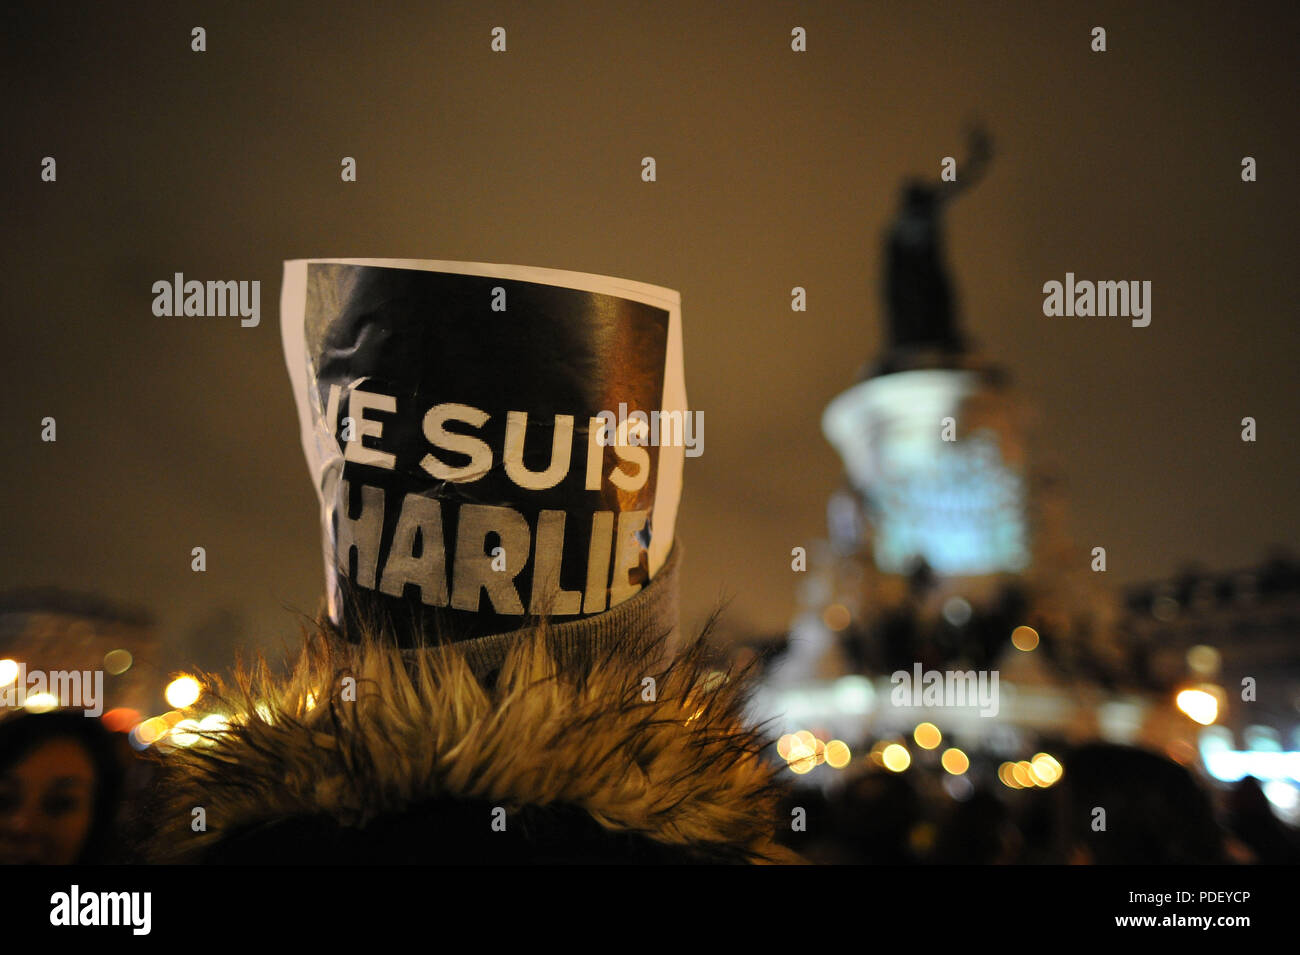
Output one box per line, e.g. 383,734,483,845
882,126,992,358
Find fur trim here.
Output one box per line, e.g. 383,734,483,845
146,619,801,864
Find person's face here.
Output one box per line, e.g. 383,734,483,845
0,738,97,864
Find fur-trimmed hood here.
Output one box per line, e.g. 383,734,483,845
145,621,801,864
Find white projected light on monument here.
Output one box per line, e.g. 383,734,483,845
872,431,1028,575
823,368,1029,577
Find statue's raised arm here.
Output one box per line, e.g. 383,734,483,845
881,125,993,358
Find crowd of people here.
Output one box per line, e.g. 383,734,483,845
2,697,1297,865
778,743,1300,865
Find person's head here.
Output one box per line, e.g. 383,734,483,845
0,711,125,864
1055,743,1225,865
1225,774,1274,822
834,770,920,863
932,789,1018,864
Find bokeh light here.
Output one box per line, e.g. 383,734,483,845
942,596,972,627
1176,688,1219,725
825,739,852,769
1011,626,1039,651
776,734,795,760
101,708,140,732
941,748,970,775
869,740,889,767
170,719,202,747
882,743,911,772
1012,761,1035,788
943,774,974,801
103,649,133,675
1186,645,1221,677
822,604,851,631
133,716,170,746
198,713,230,734
914,722,942,750
1030,753,1063,786
165,675,202,709
23,691,58,713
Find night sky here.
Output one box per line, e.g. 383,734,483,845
3,1,1296,673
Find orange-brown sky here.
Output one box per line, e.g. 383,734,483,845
3,1,1296,672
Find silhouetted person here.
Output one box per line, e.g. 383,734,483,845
931,789,1020,864
1055,744,1226,864
1225,775,1300,864
833,771,921,864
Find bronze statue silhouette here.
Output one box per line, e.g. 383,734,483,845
882,126,992,357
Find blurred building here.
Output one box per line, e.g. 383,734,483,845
0,588,160,721
1119,553,1300,816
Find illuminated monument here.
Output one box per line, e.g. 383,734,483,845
754,138,1299,817
761,131,1040,698
824,129,1028,587
754,132,1130,765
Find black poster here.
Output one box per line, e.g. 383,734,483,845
282,260,685,644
